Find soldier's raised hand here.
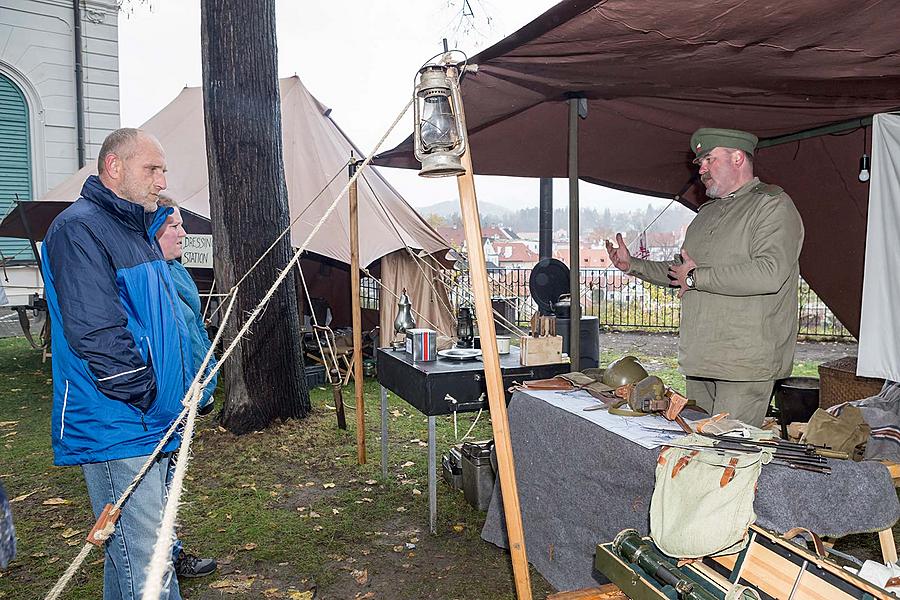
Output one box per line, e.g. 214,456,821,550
605,233,632,272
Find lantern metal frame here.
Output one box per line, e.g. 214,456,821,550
413,62,467,178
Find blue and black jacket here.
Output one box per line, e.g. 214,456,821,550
42,176,193,466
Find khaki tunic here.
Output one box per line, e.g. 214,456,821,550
628,177,804,381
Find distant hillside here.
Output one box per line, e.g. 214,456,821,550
417,200,510,218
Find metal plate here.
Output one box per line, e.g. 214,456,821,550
438,348,483,361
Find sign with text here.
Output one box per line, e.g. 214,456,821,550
181,234,213,269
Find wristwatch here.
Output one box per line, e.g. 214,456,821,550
685,268,696,290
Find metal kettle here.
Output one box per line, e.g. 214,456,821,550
394,288,417,337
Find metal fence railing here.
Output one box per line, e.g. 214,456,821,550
441,267,851,339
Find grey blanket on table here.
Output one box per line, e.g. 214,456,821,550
481,391,900,592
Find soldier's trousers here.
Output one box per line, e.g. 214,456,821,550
685,377,775,427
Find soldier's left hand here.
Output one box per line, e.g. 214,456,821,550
667,249,697,298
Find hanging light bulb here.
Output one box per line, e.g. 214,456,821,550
859,154,871,182
859,126,871,183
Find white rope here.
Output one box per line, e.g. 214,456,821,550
141,97,414,599
43,293,238,600
141,386,201,600
44,544,94,600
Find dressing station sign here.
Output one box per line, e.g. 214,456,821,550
181,234,213,269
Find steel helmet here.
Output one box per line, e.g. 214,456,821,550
601,356,649,388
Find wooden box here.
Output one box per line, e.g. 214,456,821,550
519,335,563,366
818,356,884,409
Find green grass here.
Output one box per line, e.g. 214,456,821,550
0,337,889,599
0,337,545,599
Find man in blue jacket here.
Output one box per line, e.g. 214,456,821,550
42,128,192,600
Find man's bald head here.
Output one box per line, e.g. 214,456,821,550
97,128,168,212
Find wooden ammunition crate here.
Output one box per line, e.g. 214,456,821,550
818,356,884,409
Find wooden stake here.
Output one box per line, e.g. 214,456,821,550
450,67,532,600
349,159,366,464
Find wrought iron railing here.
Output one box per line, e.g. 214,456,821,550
442,267,851,339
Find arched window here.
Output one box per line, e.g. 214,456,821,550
0,72,32,262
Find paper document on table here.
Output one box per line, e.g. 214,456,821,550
525,389,686,449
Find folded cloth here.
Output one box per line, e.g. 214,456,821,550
827,381,900,461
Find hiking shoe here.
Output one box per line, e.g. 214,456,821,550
175,551,217,578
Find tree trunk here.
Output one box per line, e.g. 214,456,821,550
200,0,310,433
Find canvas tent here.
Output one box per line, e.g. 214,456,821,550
2,76,453,334
376,0,900,338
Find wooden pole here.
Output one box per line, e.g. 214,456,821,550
450,67,532,600
349,158,366,465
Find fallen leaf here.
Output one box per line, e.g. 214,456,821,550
452,524,465,533
11,490,38,502
393,545,404,552
409,438,421,443
263,588,282,598
61,528,82,539
2,432,16,438
66,539,80,546
49,522,65,529
390,409,401,417
357,593,375,599
322,482,335,489
0,421,18,427
352,569,368,585
43,497,71,506
412,489,422,496
395,506,406,512
309,511,321,518
30,552,47,558
313,525,324,532
48,557,60,564
287,591,314,600
242,543,258,551
400,461,414,468
365,479,377,485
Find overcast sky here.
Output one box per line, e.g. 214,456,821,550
117,0,671,214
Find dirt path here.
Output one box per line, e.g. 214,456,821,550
601,330,857,364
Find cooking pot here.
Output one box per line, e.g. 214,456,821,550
773,376,820,439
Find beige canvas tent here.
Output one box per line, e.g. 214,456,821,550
36,76,454,336
41,76,448,268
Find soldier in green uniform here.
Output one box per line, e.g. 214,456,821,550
605,128,804,426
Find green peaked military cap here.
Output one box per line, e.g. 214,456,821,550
690,128,759,162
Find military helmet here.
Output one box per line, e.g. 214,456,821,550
601,356,649,388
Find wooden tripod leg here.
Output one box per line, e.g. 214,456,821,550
452,65,532,600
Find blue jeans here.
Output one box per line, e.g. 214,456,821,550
82,454,181,600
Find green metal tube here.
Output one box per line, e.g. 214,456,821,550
613,530,719,600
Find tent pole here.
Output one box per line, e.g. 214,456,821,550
758,116,874,149
452,67,533,600
538,178,553,261
349,157,366,465
567,98,581,369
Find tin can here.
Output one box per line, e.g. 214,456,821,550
405,328,437,362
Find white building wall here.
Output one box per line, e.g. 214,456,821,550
0,0,119,306
0,0,120,197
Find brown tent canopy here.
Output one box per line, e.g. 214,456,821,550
376,0,900,337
